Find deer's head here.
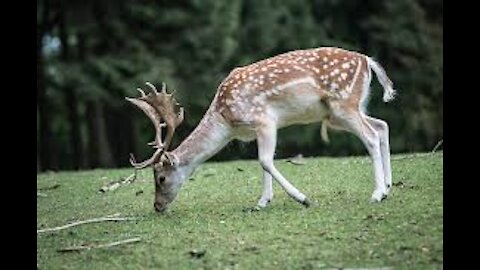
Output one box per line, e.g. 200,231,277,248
126,82,185,213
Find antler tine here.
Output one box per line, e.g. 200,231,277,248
145,82,159,94
148,122,167,148
161,82,167,94
125,96,166,168
136,88,147,97
129,149,163,169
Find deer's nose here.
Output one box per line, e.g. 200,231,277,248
154,202,166,213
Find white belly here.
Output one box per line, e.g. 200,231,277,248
268,90,328,128
229,77,329,141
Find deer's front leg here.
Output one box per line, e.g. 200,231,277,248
256,121,310,207
257,170,273,208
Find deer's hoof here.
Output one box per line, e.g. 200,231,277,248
370,190,388,203
301,198,311,208
257,197,272,208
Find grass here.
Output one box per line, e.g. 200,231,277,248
37,152,443,270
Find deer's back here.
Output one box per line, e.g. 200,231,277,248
213,47,368,131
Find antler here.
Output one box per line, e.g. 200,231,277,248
125,82,184,169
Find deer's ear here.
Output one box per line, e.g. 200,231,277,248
170,154,180,167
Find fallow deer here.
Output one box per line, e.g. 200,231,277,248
126,47,396,213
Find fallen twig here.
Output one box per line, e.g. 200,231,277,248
57,237,141,252
286,154,307,165
38,184,61,191
392,139,443,161
37,215,138,234
391,153,431,161
99,171,137,193
391,149,443,161
37,192,48,197
431,139,443,153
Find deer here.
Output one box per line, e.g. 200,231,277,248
125,47,396,213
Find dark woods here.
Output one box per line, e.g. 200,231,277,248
37,0,442,171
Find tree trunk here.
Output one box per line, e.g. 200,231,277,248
37,0,55,171
59,7,84,170
65,89,83,169
77,31,89,168
106,109,136,167
38,41,52,171
86,101,99,168
86,101,115,168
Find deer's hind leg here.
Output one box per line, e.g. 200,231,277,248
257,170,273,208
328,108,388,202
364,116,392,195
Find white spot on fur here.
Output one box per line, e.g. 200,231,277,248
346,59,362,94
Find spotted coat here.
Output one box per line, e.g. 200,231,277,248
213,47,368,126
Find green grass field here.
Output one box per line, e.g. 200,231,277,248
37,152,443,270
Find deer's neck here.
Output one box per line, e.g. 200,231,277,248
173,110,232,170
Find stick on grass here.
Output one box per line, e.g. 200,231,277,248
37,215,138,234
99,172,137,193
431,139,443,153
57,237,141,252
38,184,61,191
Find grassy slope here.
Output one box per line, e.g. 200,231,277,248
37,153,443,269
